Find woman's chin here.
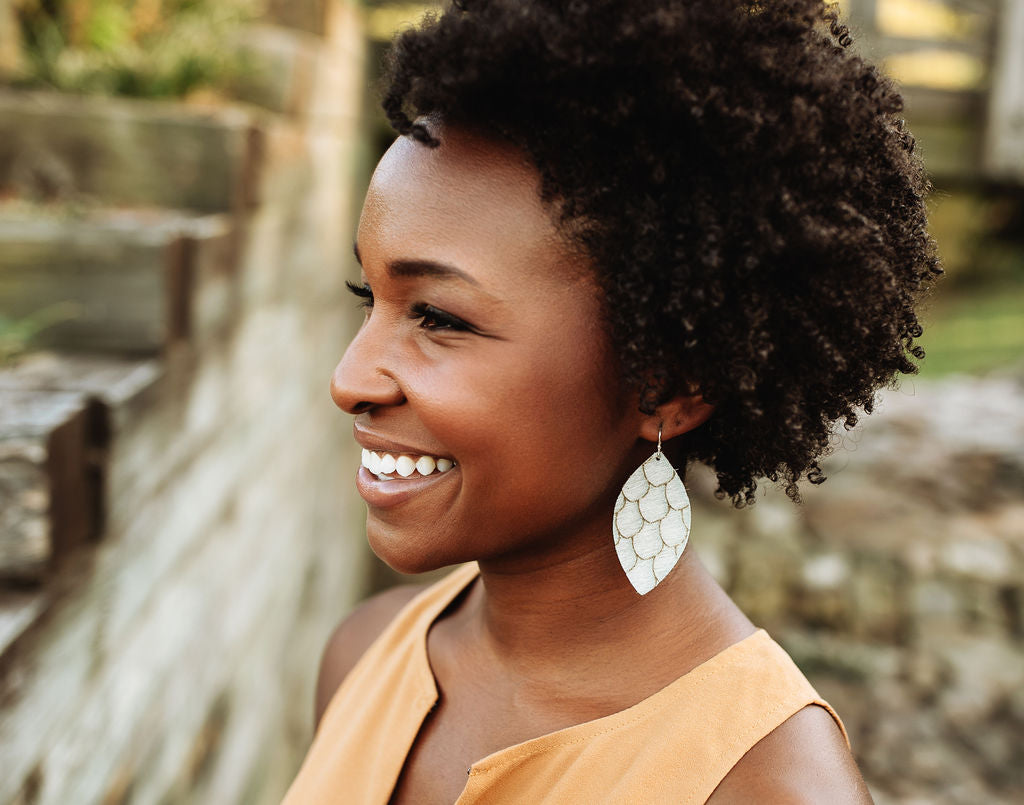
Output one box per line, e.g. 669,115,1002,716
365,523,461,576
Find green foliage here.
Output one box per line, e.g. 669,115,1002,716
8,0,259,98
919,187,1024,377
919,282,1024,378
0,302,79,366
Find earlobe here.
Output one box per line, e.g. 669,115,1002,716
639,393,714,443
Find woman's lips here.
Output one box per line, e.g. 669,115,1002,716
355,464,459,508
352,426,458,508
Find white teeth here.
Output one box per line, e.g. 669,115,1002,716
360,450,455,479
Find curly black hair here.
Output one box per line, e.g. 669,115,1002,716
381,0,941,506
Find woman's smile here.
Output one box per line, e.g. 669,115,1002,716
353,425,458,509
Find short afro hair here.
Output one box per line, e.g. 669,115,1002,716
381,0,941,505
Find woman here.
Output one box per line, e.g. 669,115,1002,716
284,0,938,802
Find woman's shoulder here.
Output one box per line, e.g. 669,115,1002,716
313,583,425,728
707,704,874,804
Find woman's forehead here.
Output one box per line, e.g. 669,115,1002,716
358,129,574,277
368,130,543,218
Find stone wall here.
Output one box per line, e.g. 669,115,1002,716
0,2,372,803
688,372,1024,804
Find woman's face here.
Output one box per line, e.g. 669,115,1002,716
331,126,648,573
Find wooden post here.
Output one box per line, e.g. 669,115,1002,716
0,389,104,583
984,0,1024,182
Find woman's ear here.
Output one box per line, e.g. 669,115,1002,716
638,392,714,443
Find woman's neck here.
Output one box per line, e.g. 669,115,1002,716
450,544,756,695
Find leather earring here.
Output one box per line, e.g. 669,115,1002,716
613,425,691,594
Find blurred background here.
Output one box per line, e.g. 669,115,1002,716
0,1,1020,803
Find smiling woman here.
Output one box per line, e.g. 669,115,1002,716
283,1,938,803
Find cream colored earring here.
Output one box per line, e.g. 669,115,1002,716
613,425,691,595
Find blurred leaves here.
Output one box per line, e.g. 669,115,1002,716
7,0,260,98
0,302,79,366
920,283,1024,377
922,187,1024,377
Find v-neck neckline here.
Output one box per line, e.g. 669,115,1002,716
398,563,768,801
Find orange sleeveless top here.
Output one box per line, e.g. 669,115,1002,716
283,563,848,804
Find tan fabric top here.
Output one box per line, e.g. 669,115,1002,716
283,563,848,804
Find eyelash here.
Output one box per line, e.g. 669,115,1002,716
346,281,373,309
345,281,474,333
410,302,473,332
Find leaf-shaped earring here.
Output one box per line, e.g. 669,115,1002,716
613,425,691,595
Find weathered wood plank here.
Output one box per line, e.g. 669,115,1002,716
0,352,162,403
0,210,233,354
0,90,260,211
0,214,172,354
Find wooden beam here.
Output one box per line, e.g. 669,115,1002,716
0,210,232,355
984,0,1024,182
0,91,261,211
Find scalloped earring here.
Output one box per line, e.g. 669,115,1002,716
612,425,691,595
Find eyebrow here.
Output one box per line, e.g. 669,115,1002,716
353,242,480,287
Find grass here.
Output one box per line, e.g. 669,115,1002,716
917,282,1024,377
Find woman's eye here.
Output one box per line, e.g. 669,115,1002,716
410,303,473,332
344,283,474,333
345,280,374,309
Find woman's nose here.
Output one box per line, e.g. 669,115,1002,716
330,322,405,414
